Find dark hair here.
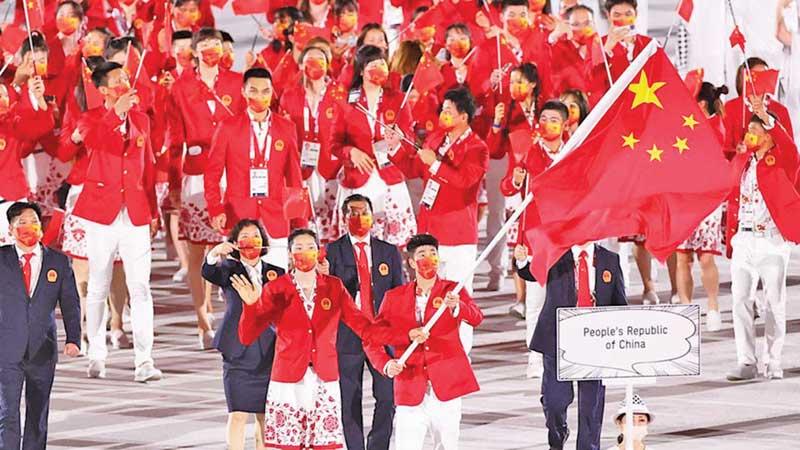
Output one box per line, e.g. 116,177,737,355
174,0,199,8
605,0,637,12
192,27,223,49
85,55,105,71
57,1,84,20
243,67,272,84
749,112,778,128
271,7,302,53
406,233,439,254
288,228,318,247
334,0,357,17
560,89,590,124
173,30,193,41
228,219,268,257
540,99,570,121
411,5,429,22
350,44,387,91
356,23,388,49
104,36,142,60
565,4,594,18
445,23,471,41
341,194,374,214
443,87,477,122
91,61,123,88
697,82,728,117
511,62,542,101
220,30,234,43
502,0,529,12
735,57,769,96
7,202,42,224
21,31,48,57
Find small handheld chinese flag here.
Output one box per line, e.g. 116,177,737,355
232,0,269,16
683,68,704,98
283,187,312,220
743,69,779,98
410,54,444,95
508,129,534,167
0,24,27,54
729,26,746,51
677,0,693,22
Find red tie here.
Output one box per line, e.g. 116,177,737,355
21,253,34,295
577,251,593,307
354,242,374,318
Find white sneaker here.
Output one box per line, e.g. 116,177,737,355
172,267,188,282
766,363,784,380
134,362,163,383
706,310,722,332
642,291,660,305
110,329,132,349
508,302,525,320
199,329,216,351
670,294,681,305
526,353,544,379
87,360,106,379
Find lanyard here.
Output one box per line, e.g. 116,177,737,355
249,115,272,168
358,89,383,140
437,128,472,158
303,85,327,138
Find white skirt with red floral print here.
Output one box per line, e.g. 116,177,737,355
263,368,344,449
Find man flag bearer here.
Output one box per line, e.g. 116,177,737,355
205,67,305,271
366,233,484,450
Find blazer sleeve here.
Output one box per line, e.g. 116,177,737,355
205,122,228,219
238,284,287,345
610,254,627,306
390,244,406,288
338,279,401,347
388,144,425,180
58,257,82,346
201,259,231,287
429,140,489,189
363,290,413,370
454,287,483,327
516,260,537,283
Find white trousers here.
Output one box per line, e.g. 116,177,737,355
730,232,791,368
85,209,154,367
525,280,546,371
438,244,477,355
394,392,462,450
485,157,508,277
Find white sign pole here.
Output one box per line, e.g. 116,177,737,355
625,383,634,450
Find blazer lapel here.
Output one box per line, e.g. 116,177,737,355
341,236,357,269
310,273,326,324
424,278,447,323
30,246,51,300
560,251,577,308
3,247,28,299
593,246,614,304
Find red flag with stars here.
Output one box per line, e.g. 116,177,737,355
677,0,693,22
410,53,444,95
729,26,746,51
524,42,745,284
743,69,779,98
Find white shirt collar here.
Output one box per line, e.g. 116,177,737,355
247,109,271,123
15,243,42,259
570,243,594,263
349,234,371,247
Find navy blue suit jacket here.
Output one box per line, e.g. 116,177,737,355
0,245,81,363
517,245,627,356
326,235,405,355
202,257,284,361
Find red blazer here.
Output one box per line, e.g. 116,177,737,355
390,130,489,246
205,111,305,239
500,142,555,247
366,278,482,406
548,38,597,104
166,69,243,176
330,87,412,188
722,97,794,158
72,108,157,226
485,100,537,160
0,100,55,201
279,81,347,181
725,126,800,257
591,34,652,100
239,273,400,383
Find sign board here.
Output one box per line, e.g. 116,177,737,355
556,305,700,381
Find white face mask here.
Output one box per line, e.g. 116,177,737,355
630,425,649,441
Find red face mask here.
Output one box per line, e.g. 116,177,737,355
34,61,48,77
541,122,563,140
304,57,327,81
310,0,328,5
446,38,471,59
567,104,581,125
119,0,137,6
274,22,290,41
238,236,263,260
338,13,357,33
415,255,439,280
15,224,42,247
612,16,636,27
530,0,547,12
176,48,194,67
200,47,222,67
438,111,455,131
573,26,596,45
506,16,529,37
365,63,389,86
347,214,373,237
292,250,318,272
220,51,234,70
416,26,436,43
82,42,104,58
744,132,761,150
248,96,271,113
57,16,80,36
510,81,531,101
110,80,131,99
175,9,200,28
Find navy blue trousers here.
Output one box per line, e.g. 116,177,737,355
541,354,605,450
0,350,57,450
339,351,395,450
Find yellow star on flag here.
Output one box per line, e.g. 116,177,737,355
646,144,664,162
682,114,699,130
673,137,689,154
622,132,640,150
628,71,666,109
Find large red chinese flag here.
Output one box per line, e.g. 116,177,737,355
232,0,269,16
525,42,745,284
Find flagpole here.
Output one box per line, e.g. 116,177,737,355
725,0,756,94
496,34,503,94
399,78,414,111
21,0,35,56
250,32,259,53
397,192,534,366
2,0,13,23
593,18,614,88
133,49,147,87
0,59,11,78
354,104,420,150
